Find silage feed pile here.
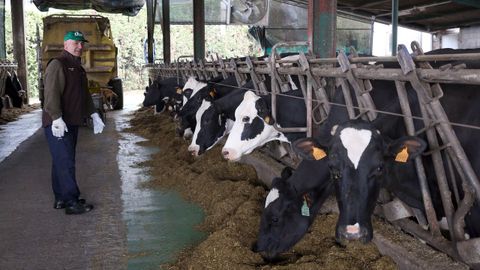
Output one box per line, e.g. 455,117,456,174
127,107,396,270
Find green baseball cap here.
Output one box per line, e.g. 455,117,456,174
64,31,89,42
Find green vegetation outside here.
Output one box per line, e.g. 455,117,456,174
4,6,262,100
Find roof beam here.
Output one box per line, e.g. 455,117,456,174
400,8,479,24
358,0,391,9
376,1,451,17
452,0,480,8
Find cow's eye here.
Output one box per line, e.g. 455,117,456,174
371,164,384,176
330,169,342,180
272,217,279,223
242,116,250,123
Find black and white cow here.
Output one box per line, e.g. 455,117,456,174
302,50,480,242
252,158,334,260
142,77,183,114
253,48,480,258
222,89,306,161
187,88,248,156
295,119,426,244
177,75,243,140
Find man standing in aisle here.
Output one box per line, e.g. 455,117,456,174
42,31,105,215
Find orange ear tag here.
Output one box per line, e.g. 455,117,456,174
395,147,409,163
312,147,327,160
209,91,216,98
176,88,182,94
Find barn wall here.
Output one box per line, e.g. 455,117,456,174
459,26,480,49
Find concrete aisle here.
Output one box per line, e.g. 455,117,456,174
0,116,128,269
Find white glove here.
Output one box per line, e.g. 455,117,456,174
91,113,105,134
52,117,68,138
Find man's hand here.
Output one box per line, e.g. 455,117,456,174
91,113,105,134
52,117,68,137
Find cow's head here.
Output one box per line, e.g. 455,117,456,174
252,167,309,261
142,80,162,107
188,99,233,156
222,91,288,161
181,76,207,106
295,119,426,245
176,79,215,140
253,158,333,260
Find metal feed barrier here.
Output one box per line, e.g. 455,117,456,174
146,41,480,268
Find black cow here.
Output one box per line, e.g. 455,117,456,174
252,159,334,261
1,71,24,111
142,77,183,115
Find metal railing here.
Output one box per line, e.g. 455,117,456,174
145,41,480,267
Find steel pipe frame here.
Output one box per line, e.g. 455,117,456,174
270,42,310,135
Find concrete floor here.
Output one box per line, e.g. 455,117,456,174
0,91,205,270
0,112,128,269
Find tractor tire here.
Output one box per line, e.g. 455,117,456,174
108,77,123,110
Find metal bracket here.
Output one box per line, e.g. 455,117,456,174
337,51,377,120
216,54,229,79
298,52,329,124
246,56,267,94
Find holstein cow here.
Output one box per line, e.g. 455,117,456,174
295,49,480,242
253,49,480,259
295,119,426,244
252,159,334,261
222,89,306,161
142,77,183,115
176,75,244,140
188,88,248,156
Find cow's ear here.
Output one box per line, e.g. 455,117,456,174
280,166,294,179
387,136,426,163
293,138,328,161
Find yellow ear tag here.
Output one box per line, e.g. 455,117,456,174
209,91,216,98
264,116,270,124
176,88,182,94
312,147,327,160
395,147,409,163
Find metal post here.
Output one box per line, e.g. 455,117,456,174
0,0,5,59
146,0,154,64
193,0,205,61
391,0,398,56
11,0,28,103
162,0,170,64
308,0,337,58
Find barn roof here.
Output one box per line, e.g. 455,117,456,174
32,0,145,16
32,0,480,32
283,0,480,32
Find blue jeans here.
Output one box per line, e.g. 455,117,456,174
44,125,80,203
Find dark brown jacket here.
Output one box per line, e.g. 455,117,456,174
42,50,95,127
